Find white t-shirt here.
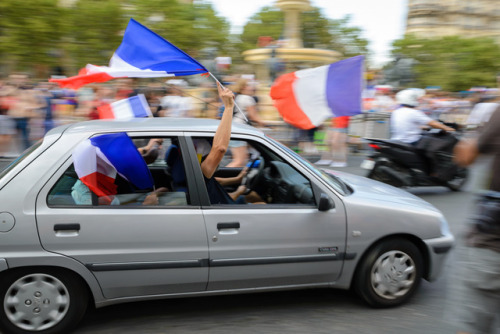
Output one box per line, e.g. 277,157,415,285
390,106,432,143
160,95,193,118
233,94,256,125
466,102,498,126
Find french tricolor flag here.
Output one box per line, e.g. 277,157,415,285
72,133,154,200
270,55,365,130
51,19,208,90
98,94,152,120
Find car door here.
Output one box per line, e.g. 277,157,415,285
36,134,209,299
186,134,347,291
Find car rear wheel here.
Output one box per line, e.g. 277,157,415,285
0,268,88,334
354,239,423,308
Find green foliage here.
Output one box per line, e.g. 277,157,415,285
240,7,284,51
0,0,66,71
326,15,370,59
0,0,230,76
127,0,230,58
0,1,368,77
391,34,500,91
65,0,125,69
240,8,369,60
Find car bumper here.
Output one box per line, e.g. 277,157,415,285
423,233,455,281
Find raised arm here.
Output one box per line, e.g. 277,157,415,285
200,84,235,179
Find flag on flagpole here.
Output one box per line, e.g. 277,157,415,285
98,94,152,120
270,55,365,130
73,133,154,199
51,19,208,89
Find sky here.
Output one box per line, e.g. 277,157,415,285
207,0,408,67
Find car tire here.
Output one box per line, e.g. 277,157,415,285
0,268,88,334
354,239,423,308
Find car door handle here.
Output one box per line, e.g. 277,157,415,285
217,222,240,230
54,223,80,231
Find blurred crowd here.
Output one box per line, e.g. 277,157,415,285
364,85,499,121
0,73,498,158
0,74,225,156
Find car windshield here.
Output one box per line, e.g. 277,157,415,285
0,140,43,181
269,137,351,195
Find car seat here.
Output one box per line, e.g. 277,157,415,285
164,144,187,192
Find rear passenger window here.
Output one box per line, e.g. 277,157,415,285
47,136,190,207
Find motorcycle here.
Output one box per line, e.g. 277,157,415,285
361,125,468,191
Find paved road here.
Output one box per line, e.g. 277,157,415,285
0,154,494,334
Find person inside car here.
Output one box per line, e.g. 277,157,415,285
199,84,263,204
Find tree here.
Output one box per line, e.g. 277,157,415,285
0,0,230,77
63,0,125,71
390,34,500,91
128,0,231,58
239,7,370,60
0,0,67,74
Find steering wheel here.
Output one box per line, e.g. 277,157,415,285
242,156,265,195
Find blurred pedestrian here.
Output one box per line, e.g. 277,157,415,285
160,80,193,118
225,78,265,167
232,78,265,127
466,94,499,128
372,87,396,113
453,105,500,334
0,106,16,156
316,116,350,167
8,89,42,150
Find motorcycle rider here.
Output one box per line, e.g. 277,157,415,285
390,88,456,173
391,88,455,144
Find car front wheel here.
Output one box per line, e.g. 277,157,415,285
0,268,88,334
354,239,423,307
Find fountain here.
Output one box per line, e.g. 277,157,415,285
242,0,341,83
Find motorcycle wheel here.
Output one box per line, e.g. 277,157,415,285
446,167,468,191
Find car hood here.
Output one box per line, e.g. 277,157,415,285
325,169,440,212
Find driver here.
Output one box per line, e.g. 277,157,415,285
391,88,455,145
197,84,264,204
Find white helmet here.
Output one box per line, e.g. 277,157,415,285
396,88,426,107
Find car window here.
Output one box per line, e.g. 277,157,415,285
0,140,42,181
47,136,190,207
194,137,316,206
270,138,352,195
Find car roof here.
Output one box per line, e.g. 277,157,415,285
50,118,265,137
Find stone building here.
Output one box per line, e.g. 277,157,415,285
405,0,500,43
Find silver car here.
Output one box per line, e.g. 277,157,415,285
0,118,454,334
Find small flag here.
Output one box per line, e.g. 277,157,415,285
51,19,208,89
98,94,152,120
270,55,365,130
72,133,154,199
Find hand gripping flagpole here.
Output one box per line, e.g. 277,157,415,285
208,72,250,124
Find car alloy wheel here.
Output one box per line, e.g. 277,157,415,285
0,269,88,334
354,239,423,307
371,250,416,300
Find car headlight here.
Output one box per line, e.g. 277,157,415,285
440,216,451,236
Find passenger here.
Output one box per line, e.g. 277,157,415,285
199,84,263,204
71,139,167,206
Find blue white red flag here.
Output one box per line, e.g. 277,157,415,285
98,94,152,120
270,55,365,130
72,133,154,199
51,19,208,89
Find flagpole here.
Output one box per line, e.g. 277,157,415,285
208,72,250,124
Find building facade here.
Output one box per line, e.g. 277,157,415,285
405,0,500,43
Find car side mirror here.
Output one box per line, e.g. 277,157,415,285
318,193,334,212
